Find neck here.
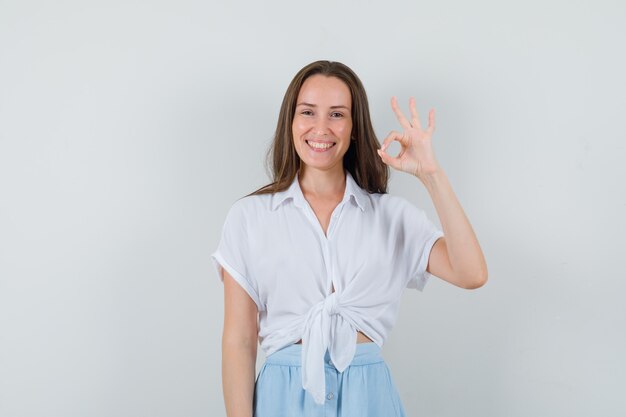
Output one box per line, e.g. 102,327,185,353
298,164,346,199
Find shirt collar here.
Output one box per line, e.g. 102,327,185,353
270,170,372,212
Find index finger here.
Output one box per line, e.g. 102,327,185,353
391,96,412,130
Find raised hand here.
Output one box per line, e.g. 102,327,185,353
377,97,440,180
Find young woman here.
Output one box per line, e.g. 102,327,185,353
213,60,487,417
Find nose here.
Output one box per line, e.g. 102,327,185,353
313,116,330,137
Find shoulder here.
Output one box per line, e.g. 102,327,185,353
231,193,270,211
223,193,274,224
371,193,422,216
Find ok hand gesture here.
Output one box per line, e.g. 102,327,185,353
377,97,440,181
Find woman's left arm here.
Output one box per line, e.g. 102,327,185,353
377,97,488,289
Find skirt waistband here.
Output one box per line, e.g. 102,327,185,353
265,342,383,367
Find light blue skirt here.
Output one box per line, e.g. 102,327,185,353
253,342,407,417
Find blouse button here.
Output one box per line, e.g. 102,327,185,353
327,392,334,400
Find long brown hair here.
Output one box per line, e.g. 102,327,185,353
248,60,388,196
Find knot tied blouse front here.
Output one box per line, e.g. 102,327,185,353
212,171,443,405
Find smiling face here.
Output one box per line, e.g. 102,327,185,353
292,74,353,175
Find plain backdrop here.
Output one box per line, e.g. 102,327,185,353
1,0,625,416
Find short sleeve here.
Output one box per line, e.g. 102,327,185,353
211,201,264,311
404,204,444,292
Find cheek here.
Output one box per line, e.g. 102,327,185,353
337,121,352,137
292,118,307,136
291,122,304,149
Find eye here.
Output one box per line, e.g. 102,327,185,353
330,111,344,118
300,110,314,116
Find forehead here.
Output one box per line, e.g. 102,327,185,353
297,75,351,107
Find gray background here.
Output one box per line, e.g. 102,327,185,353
1,0,625,416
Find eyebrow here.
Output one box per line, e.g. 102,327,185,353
296,102,350,110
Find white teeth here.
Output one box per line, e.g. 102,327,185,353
307,141,335,149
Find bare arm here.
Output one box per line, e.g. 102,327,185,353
423,170,488,289
378,97,488,289
222,269,258,417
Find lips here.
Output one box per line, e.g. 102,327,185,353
305,139,336,151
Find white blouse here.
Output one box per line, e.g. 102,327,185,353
212,170,443,405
